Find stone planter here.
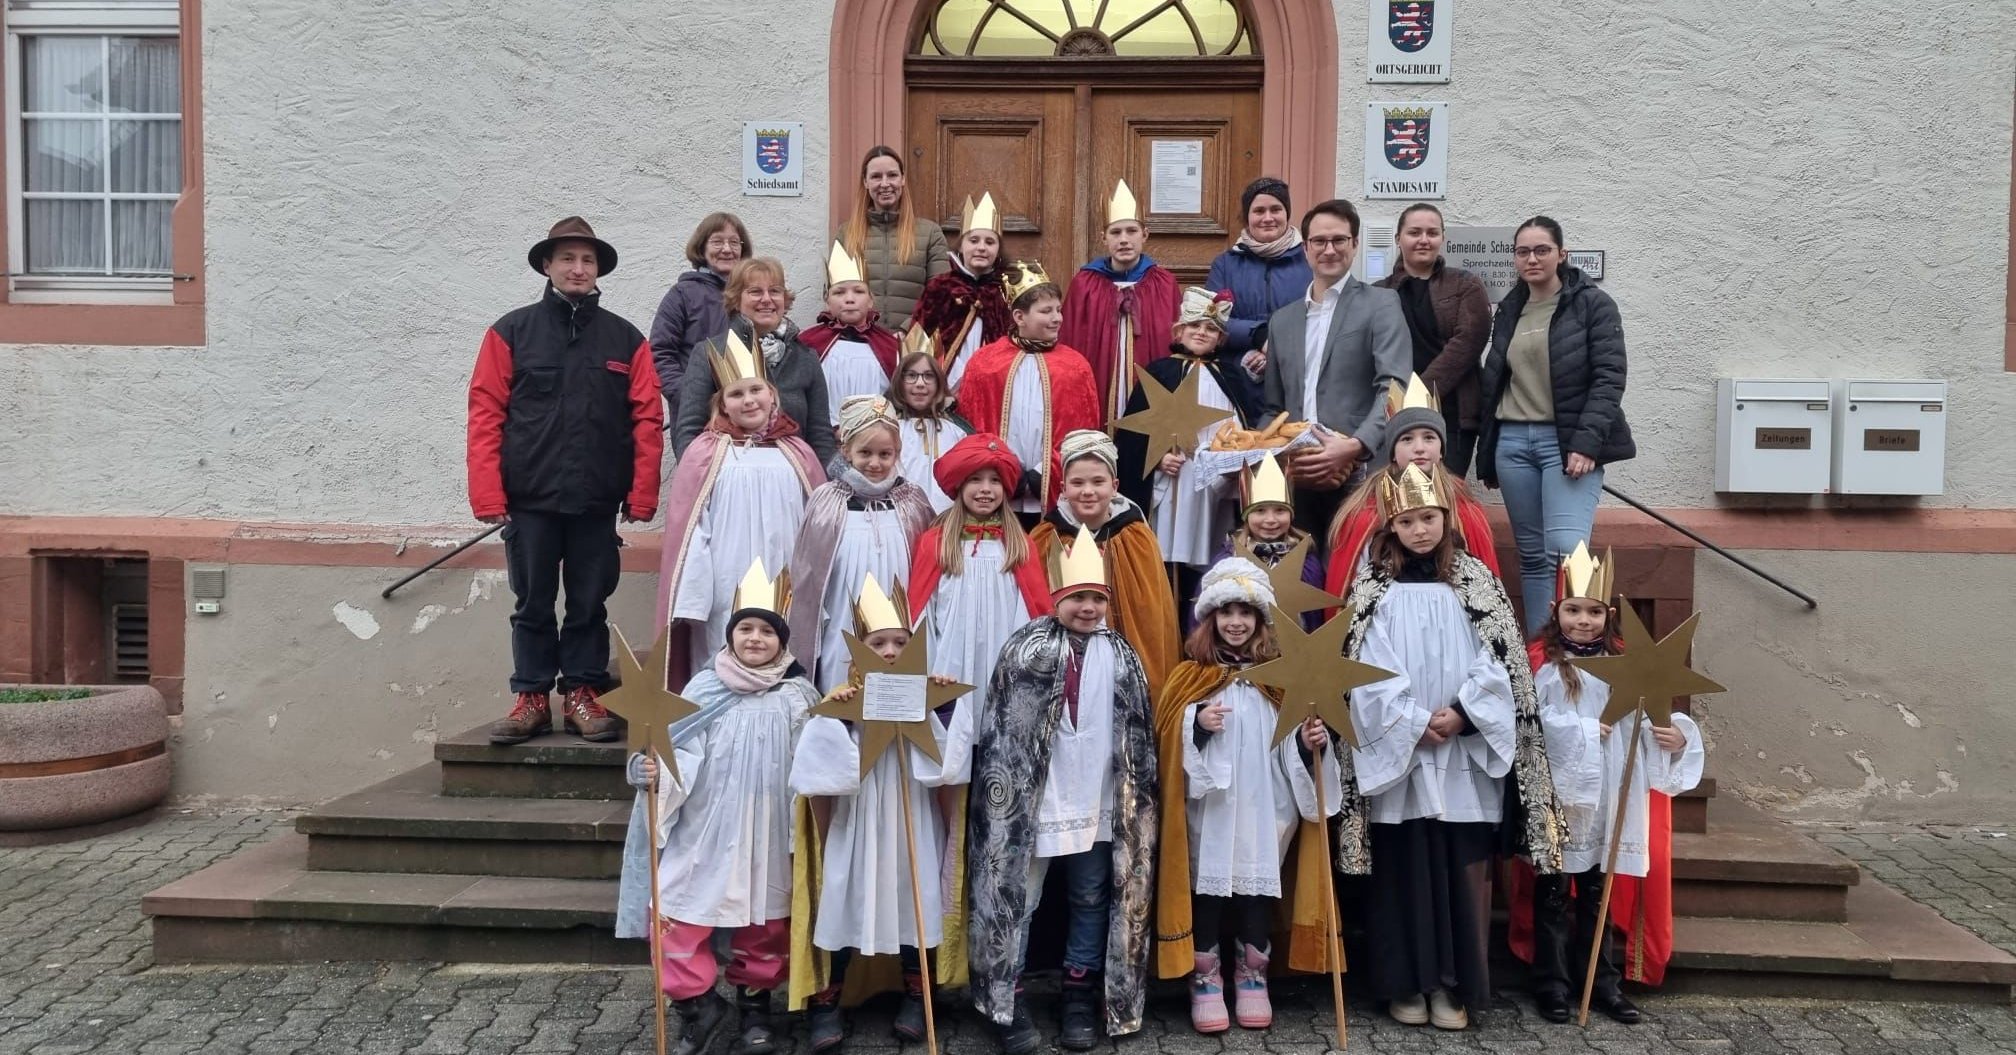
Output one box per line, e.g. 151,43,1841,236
0,684,171,832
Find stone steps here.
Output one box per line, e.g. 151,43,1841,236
300,766,625,878
435,725,629,800
1670,797,1860,923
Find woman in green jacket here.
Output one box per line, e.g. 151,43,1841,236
838,145,951,333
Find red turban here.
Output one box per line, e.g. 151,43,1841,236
933,432,1023,499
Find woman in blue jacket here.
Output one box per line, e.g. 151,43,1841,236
1204,178,1313,364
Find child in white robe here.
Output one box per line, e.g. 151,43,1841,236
791,573,975,1052
888,349,972,514
1526,542,1704,1026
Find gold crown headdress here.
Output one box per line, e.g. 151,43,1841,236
1239,454,1293,514
1001,260,1052,304
961,191,1000,235
708,329,767,389
731,557,792,618
826,240,866,288
1047,523,1110,597
1106,179,1141,228
1385,372,1441,417
1555,542,1615,606
1374,463,1455,523
900,323,935,360
852,573,912,637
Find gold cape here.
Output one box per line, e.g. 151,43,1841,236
1030,518,1181,697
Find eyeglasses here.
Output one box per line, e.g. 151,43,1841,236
901,371,938,382
706,237,743,250
1306,236,1355,251
1512,245,1557,259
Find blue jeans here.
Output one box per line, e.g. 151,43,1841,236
1020,845,1112,974
1494,422,1605,635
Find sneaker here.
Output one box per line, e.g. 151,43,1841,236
488,691,551,744
670,991,730,1055
562,686,620,742
1189,951,1230,1034
1058,968,1102,1051
1231,942,1272,1029
1388,993,1428,1026
733,987,776,1055
1428,988,1468,1031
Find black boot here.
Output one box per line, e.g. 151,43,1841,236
997,992,1041,1055
805,986,845,1053
893,968,927,1042
671,991,730,1055
1058,968,1102,1051
733,987,776,1055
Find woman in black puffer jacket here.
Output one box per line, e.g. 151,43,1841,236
1477,215,1634,633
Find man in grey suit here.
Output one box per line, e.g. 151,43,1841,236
1254,198,1411,535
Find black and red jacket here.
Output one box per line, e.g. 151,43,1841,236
467,285,664,520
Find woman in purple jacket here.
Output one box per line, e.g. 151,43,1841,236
1204,178,1314,366
649,212,751,397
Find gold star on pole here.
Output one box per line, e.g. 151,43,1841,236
809,619,973,780
1232,534,1346,615
1243,606,1396,748
1111,364,1235,477
598,625,703,777
1569,598,1726,725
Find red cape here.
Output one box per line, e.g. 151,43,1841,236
908,525,1051,620
1058,263,1181,422
1504,639,1680,986
801,315,901,377
914,269,1012,365
955,337,1103,506
1324,487,1500,600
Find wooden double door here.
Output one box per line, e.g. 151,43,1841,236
906,74,1262,291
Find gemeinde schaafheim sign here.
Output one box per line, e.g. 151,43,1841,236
1367,0,1452,83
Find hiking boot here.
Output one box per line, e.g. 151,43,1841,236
670,991,730,1055
561,685,620,742
1231,942,1272,1028
996,995,1041,1055
488,691,551,744
892,968,927,1041
1058,968,1102,1051
733,987,776,1055
1189,950,1229,1034
805,986,845,1053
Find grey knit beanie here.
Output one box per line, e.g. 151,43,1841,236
1384,405,1448,465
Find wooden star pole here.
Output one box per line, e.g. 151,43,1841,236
598,625,702,1055
807,621,972,1055
1112,363,1238,599
1565,600,1725,1027
1233,534,1345,618
1243,606,1397,1051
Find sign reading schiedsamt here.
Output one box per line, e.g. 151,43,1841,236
1367,0,1452,83
1364,102,1448,200
742,121,804,197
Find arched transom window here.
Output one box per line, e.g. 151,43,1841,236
917,0,1256,57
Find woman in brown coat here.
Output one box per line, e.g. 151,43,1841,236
1372,203,1491,477
838,145,952,332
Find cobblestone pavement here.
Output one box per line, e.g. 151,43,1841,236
1,811,2013,1055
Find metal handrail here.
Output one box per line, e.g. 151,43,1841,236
381,523,504,599
1602,485,1817,609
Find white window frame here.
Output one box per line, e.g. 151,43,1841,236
4,0,181,304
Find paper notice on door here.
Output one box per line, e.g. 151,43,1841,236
1150,140,1204,214
861,672,928,724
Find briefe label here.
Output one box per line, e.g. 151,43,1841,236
1863,429,1921,452
1754,427,1811,451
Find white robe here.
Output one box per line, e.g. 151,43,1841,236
1150,366,1238,567
1036,633,1118,858
791,703,977,953
1349,582,1519,825
946,320,986,391
1536,662,1705,876
1181,678,1343,897
1004,357,1051,517
643,679,812,928
920,537,1035,784
822,338,888,420
898,416,971,514
813,507,917,693
670,445,808,674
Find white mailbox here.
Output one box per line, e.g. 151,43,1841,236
1831,379,1947,496
1714,378,1833,493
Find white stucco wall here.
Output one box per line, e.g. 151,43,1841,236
1,0,2012,522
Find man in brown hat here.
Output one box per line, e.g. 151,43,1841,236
467,217,664,744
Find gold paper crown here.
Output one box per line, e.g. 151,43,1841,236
1047,523,1110,596
1240,455,1293,513
1385,372,1441,417
852,573,911,637
1001,260,1052,304
1106,179,1140,227
961,191,1000,234
731,557,792,618
708,329,767,388
826,240,866,288
1383,105,1433,121
1374,463,1455,523
900,323,935,360
1555,542,1615,605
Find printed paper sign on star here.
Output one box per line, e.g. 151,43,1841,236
598,625,702,777
1111,364,1235,477
1233,534,1346,615
1568,599,1726,725
809,619,972,780
1243,606,1396,748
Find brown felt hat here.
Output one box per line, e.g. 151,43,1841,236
528,216,618,277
